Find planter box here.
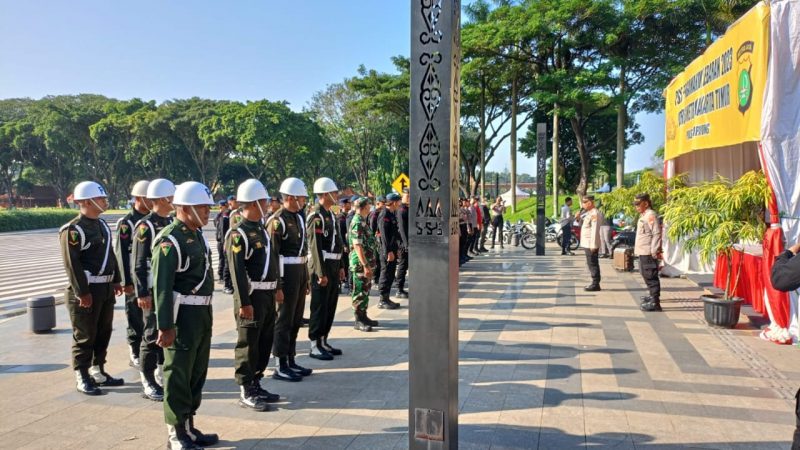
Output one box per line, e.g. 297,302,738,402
701,295,744,328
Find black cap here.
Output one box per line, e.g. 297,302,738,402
386,193,401,202
634,193,651,204
227,195,236,201
339,197,351,204
376,195,386,203
218,200,226,206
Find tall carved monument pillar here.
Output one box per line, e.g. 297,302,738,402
408,1,460,449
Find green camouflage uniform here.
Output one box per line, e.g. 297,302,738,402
348,214,378,312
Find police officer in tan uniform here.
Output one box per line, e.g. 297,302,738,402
579,195,603,291
633,194,663,312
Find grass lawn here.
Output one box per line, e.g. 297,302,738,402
502,194,574,222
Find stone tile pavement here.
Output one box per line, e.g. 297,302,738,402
0,244,797,449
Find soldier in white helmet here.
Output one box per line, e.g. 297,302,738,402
115,179,151,368
226,179,282,411
59,181,124,395
132,178,176,401
151,181,218,450
266,177,313,382
306,177,346,360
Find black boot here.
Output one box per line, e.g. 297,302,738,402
354,310,373,332
640,299,663,312
272,357,302,382
362,310,379,327
252,378,280,403
167,424,202,450
186,416,219,446
89,365,124,386
141,370,164,401
238,384,272,412
395,290,409,299
639,296,653,305
75,368,102,396
309,339,333,361
378,295,399,310
288,356,312,377
321,337,342,356
583,284,601,292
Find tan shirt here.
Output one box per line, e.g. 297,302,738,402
580,208,603,250
634,208,662,257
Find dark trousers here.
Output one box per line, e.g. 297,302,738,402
124,291,144,354
584,249,601,285
793,388,800,450
65,284,115,370
342,251,350,288
379,254,398,296
140,299,165,373
480,224,489,249
309,262,340,341
638,255,661,302
490,219,503,247
216,242,226,280
163,305,212,426
459,224,468,260
395,248,408,292
273,264,307,358
220,245,233,289
372,255,381,286
561,224,573,253
234,290,275,385
469,229,480,253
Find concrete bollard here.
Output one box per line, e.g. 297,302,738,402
27,296,56,333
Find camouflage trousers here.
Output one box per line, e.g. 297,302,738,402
351,273,371,312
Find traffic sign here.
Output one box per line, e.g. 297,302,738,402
392,173,410,194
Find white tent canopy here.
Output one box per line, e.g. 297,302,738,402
500,186,530,204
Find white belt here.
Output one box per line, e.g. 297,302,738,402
250,281,277,291
280,256,307,265
174,293,212,305
322,251,342,260
85,271,113,284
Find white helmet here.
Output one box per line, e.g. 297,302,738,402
237,179,269,202
73,181,108,201
173,181,214,206
313,177,338,194
147,178,176,199
130,180,150,197
279,177,308,197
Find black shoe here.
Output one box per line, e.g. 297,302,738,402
301,318,309,327
362,312,379,327
222,287,234,294
561,251,567,255
354,320,373,332
378,299,399,310
90,366,124,386
272,358,302,382
75,369,102,396
238,385,272,412
322,338,342,356
252,380,281,403
309,340,334,360
395,290,409,299
167,424,203,450
584,284,601,292
141,371,164,402
640,301,663,312
640,296,653,305
186,416,219,446
288,357,312,377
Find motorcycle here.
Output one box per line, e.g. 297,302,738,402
610,226,636,253
503,219,537,250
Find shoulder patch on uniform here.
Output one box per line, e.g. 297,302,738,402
138,224,148,235
186,238,195,244
233,233,241,244
160,241,173,256
68,230,79,245
231,244,242,254
273,221,281,231
120,224,129,233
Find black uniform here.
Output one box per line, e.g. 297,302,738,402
267,208,309,359
307,204,345,343
59,215,121,370
228,218,281,387
395,203,409,294
115,208,147,360
214,209,230,281
133,212,173,375
377,208,399,297
368,207,383,285
480,204,490,250
338,209,351,288
770,248,800,450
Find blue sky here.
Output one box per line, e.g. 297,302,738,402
0,0,663,173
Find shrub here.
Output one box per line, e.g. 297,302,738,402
0,208,80,232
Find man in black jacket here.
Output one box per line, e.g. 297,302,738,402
770,241,800,450
377,193,401,309
395,190,410,299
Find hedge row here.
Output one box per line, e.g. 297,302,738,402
0,208,80,232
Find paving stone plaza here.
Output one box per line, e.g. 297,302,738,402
1,243,797,449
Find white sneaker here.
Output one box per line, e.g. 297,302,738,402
129,347,140,368
89,365,107,384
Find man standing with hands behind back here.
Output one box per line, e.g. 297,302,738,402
633,193,663,312
579,195,603,292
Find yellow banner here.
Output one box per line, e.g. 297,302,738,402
664,2,770,161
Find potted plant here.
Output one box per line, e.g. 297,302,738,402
661,170,768,328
